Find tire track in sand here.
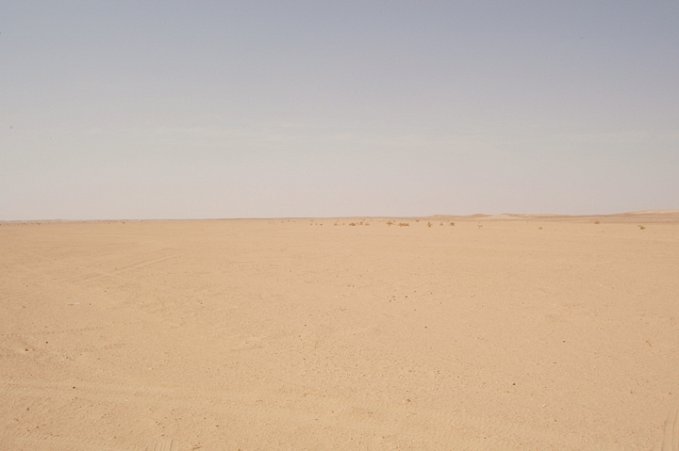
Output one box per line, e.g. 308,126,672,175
661,407,679,451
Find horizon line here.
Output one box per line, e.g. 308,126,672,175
2,209,679,224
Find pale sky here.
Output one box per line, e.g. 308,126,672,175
1,1,678,219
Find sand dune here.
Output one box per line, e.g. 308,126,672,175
1,216,678,449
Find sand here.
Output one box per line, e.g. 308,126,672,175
1,214,678,450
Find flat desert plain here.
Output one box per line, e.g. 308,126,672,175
1,214,678,450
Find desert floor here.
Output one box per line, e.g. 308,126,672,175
1,214,678,450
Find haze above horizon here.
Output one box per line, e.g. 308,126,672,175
2,1,678,220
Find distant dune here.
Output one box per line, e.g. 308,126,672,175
431,210,679,223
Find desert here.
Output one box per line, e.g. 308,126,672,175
1,213,678,450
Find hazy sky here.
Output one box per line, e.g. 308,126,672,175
2,1,678,219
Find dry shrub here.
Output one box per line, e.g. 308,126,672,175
398,222,410,227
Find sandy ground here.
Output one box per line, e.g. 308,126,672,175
1,215,678,450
